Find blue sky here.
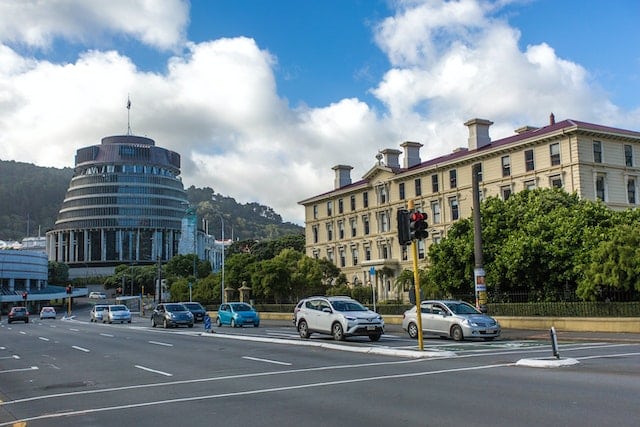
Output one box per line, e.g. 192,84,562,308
0,0,639,225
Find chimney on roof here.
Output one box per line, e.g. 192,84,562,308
515,125,539,134
332,165,353,189
464,118,493,150
550,112,555,125
401,141,423,168
381,148,401,168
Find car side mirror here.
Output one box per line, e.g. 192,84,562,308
322,307,331,313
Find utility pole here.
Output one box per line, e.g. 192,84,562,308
472,163,487,310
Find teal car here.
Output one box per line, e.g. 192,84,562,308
216,302,260,328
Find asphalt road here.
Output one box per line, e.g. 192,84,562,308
1,310,639,426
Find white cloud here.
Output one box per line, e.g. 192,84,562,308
0,0,188,50
0,0,638,226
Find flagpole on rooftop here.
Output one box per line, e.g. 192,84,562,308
126,95,132,135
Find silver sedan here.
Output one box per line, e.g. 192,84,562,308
402,300,501,341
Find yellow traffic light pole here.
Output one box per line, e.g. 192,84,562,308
408,199,424,351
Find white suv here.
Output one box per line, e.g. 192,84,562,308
295,296,384,341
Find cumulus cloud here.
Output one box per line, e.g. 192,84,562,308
0,0,638,225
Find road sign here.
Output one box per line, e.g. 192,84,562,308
204,314,212,333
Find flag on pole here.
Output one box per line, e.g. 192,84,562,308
127,97,131,110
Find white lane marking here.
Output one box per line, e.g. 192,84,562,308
19,331,26,335
242,356,292,366
0,355,20,360
576,351,640,361
4,344,639,408
69,328,79,332
100,333,114,337
148,341,173,347
72,346,90,353
134,365,173,377
0,366,38,375
38,337,50,341
0,362,513,425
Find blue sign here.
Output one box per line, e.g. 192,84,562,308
369,267,376,276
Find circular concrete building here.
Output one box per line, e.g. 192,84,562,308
46,135,189,278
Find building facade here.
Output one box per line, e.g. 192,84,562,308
299,115,640,302
46,134,189,278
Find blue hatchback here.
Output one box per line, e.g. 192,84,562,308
216,302,260,328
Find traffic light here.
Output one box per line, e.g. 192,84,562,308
409,210,429,240
22,291,28,300
397,209,411,246
66,285,72,294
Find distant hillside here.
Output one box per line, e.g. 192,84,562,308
0,159,302,241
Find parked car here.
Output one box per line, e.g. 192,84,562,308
90,304,108,322
295,296,384,341
180,301,207,323
103,304,132,324
402,300,501,341
89,292,107,299
216,302,260,328
8,306,29,324
39,306,57,320
151,303,194,328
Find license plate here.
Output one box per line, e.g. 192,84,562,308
367,326,376,331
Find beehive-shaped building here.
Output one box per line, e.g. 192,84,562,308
47,134,189,278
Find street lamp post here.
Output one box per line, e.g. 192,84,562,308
220,215,225,305
192,212,197,302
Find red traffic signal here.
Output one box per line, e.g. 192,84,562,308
22,292,28,300
409,210,429,240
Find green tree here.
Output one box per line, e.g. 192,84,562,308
427,188,618,302
48,261,69,285
577,224,640,300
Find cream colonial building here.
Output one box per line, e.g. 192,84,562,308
298,115,640,302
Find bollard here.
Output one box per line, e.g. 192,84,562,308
550,326,560,359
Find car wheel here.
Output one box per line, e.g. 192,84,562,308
407,322,419,339
188,323,194,328
151,317,157,327
231,319,236,328
163,318,169,329
128,320,131,323
369,334,381,342
254,322,259,328
298,320,310,339
451,325,464,341
216,317,222,327
332,323,345,341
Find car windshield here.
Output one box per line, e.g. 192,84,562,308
183,303,203,310
166,304,187,312
330,300,367,312
14,307,26,312
445,302,480,315
95,306,106,311
110,305,128,311
230,303,252,311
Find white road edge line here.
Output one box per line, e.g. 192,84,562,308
148,341,173,347
134,365,173,377
72,346,90,353
242,356,292,366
